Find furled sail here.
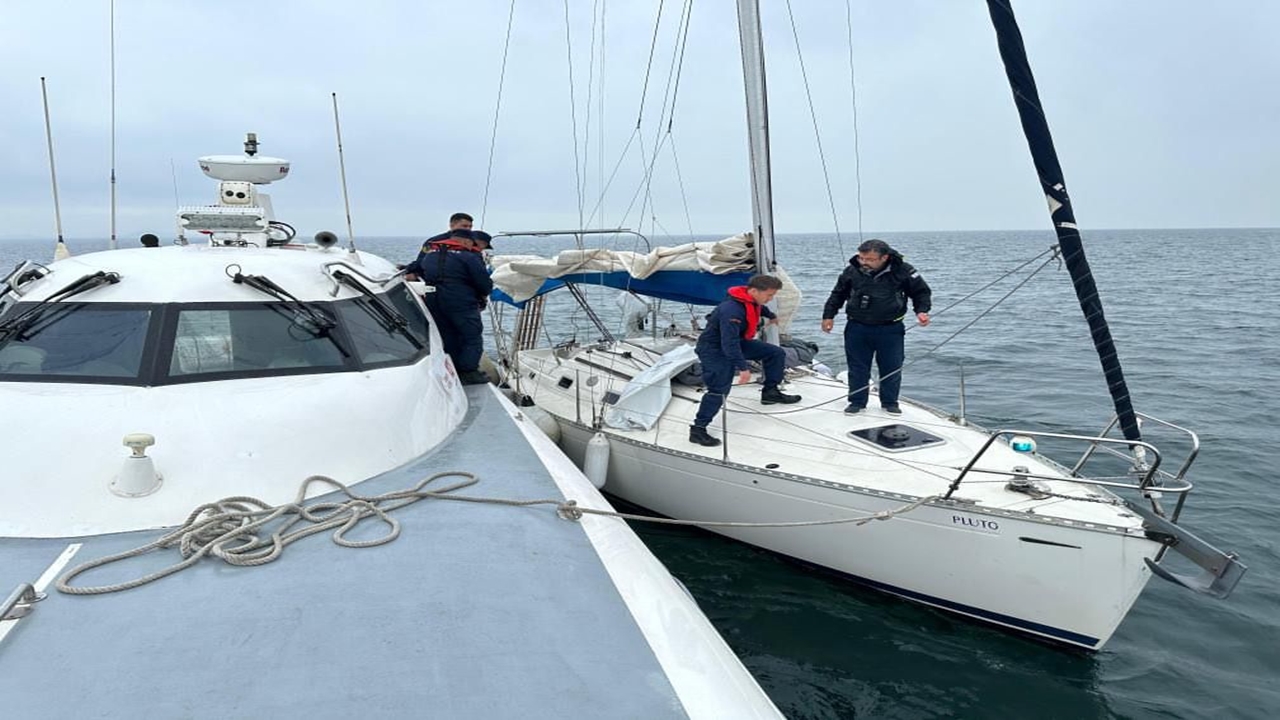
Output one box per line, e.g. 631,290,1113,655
490,232,802,329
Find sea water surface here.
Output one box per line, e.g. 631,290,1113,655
3,228,1276,719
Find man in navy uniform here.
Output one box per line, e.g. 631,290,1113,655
404,228,492,385
821,238,931,415
689,274,800,447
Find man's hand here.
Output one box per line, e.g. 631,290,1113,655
821,318,834,333
405,272,419,281
917,312,931,327
735,369,752,385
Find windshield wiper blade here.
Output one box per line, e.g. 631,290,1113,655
225,265,351,357
226,265,335,331
0,271,121,342
331,270,423,350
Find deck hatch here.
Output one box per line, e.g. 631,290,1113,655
847,424,945,452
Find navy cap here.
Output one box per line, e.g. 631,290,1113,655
448,228,474,241
471,230,493,248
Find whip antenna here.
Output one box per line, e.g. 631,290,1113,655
108,0,118,249
330,93,357,254
170,158,187,245
40,77,70,261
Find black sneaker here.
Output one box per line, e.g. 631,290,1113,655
460,370,490,385
688,425,722,447
844,404,864,415
761,386,801,405
883,403,902,415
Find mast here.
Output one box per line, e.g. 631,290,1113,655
734,0,776,275
985,0,1141,443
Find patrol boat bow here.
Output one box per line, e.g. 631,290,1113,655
0,136,781,718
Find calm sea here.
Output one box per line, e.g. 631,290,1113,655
3,228,1277,719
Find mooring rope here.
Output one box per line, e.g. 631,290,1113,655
56,473,939,596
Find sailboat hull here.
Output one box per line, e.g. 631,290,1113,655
555,421,1157,650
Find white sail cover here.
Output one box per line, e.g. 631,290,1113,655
491,233,756,302
490,232,802,331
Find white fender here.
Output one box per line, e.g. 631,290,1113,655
583,432,611,490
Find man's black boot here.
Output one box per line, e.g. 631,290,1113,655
761,385,801,405
688,425,722,447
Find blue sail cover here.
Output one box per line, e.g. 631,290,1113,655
491,269,754,308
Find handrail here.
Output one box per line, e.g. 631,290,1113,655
943,429,1169,500
322,260,397,296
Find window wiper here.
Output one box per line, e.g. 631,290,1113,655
331,269,424,350
224,264,350,357
0,271,121,343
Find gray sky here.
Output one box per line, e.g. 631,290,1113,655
1,1,1275,241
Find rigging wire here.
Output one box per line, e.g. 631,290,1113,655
480,0,518,226
602,0,696,236
634,0,667,129
579,0,602,213
845,0,866,243
784,0,845,260
563,0,586,228
667,134,696,239
598,1,607,223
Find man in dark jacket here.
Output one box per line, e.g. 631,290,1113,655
689,275,801,447
821,239,931,415
404,228,493,385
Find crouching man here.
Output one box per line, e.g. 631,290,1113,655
689,274,800,447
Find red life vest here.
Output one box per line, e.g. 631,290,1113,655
727,286,762,339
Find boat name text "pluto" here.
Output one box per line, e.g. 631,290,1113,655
953,515,1000,532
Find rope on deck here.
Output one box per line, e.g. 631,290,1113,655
56,473,938,596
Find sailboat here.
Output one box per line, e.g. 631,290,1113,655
488,0,1245,650
0,134,782,717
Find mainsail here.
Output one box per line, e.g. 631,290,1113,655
986,0,1143,443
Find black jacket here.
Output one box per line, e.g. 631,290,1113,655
821,250,931,325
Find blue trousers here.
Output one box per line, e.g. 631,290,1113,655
693,339,786,428
844,321,905,408
425,293,484,373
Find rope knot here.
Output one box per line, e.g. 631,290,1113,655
556,500,584,522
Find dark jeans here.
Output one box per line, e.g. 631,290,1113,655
424,293,484,373
693,339,786,428
843,321,905,408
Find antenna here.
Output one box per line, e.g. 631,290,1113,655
330,93,358,255
40,77,70,261
108,0,118,250
169,158,187,245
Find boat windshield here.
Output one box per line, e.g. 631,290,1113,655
0,304,151,378
0,288,432,386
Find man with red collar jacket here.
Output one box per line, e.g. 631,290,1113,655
403,229,493,385
820,238,931,415
689,275,801,447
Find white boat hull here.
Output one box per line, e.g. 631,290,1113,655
555,421,1157,650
